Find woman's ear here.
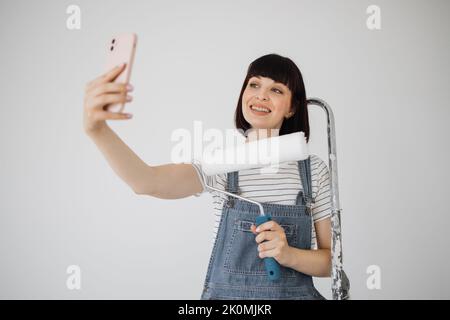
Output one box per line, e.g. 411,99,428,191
285,109,295,119
285,105,296,119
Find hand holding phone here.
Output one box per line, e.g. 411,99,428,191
104,33,137,113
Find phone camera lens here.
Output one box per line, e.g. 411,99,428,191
110,46,114,51
112,39,115,44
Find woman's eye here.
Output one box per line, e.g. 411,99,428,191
249,83,282,94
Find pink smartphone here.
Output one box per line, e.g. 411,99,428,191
104,33,137,113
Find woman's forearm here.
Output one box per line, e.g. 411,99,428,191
284,247,331,278
86,125,155,194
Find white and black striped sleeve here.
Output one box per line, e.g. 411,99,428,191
311,157,332,222
191,161,227,197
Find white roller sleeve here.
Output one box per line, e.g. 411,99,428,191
199,131,309,176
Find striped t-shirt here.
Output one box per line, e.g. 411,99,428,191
192,154,331,250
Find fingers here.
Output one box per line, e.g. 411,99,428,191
258,247,281,259
92,110,133,122
87,93,132,110
89,82,132,98
257,240,278,255
85,63,126,91
254,220,281,233
257,238,277,251
257,235,287,260
255,231,276,244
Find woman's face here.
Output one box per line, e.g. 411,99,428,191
242,75,293,130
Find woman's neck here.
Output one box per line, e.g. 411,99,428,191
245,128,280,143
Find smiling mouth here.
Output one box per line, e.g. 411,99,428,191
250,105,271,113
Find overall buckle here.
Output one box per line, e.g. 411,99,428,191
305,198,314,216
226,197,235,208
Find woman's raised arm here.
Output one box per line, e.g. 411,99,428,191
83,65,203,199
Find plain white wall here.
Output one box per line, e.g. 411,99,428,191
1,0,449,299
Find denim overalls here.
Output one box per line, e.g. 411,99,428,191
201,156,326,300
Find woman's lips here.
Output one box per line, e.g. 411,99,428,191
249,105,271,116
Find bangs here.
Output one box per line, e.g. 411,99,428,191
246,54,298,93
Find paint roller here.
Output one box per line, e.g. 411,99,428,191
197,131,309,281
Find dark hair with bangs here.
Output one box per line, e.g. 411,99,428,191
234,53,310,142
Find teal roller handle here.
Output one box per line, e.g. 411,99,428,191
255,214,281,281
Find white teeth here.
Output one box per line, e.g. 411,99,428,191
251,105,270,113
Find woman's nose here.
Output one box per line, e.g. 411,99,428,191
256,92,269,101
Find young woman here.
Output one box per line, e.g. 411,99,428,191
83,53,331,300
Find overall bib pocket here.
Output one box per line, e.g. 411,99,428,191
223,218,299,277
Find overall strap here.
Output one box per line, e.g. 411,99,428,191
225,171,240,207
226,171,239,194
296,156,314,214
